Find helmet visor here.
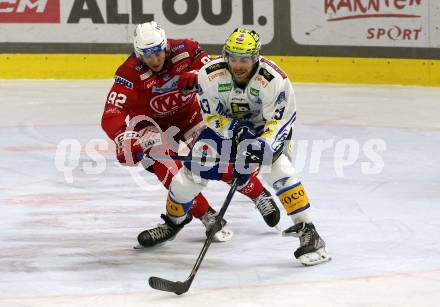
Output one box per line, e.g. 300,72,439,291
139,44,164,56
224,48,254,58
224,48,259,64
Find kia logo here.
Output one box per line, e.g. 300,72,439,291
149,90,196,115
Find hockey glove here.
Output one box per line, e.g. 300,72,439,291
231,123,265,185
138,126,164,153
177,70,198,91
230,120,256,152
115,131,144,166
232,139,265,186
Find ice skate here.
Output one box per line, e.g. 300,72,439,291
283,222,331,266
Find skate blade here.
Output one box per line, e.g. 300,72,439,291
298,248,332,266
133,234,178,250
133,238,173,250
212,227,234,242
133,242,167,250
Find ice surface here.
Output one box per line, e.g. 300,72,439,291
0,81,439,306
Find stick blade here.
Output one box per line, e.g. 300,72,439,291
148,276,189,295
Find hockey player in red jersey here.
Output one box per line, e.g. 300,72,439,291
101,21,280,248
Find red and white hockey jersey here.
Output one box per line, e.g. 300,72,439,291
101,39,210,143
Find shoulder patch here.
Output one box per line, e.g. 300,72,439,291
261,58,288,79
258,67,275,82
115,75,134,89
205,62,228,75
171,43,185,53
275,91,286,104
171,52,190,64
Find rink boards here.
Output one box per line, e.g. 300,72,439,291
1,1,439,86
1,54,439,86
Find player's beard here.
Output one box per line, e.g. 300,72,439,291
231,65,256,87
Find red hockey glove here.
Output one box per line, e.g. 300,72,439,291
114,131,144,166
138,126,164,155
177,70,198,90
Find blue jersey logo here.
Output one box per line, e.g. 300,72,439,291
115,75,133,89
152,75,179,93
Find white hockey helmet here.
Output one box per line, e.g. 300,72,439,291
133,21,167,58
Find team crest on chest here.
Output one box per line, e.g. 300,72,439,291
149,90,196,116
231,102,251,119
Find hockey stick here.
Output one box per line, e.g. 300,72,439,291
140,153,236,164
148,178,239,295
138,152,266,166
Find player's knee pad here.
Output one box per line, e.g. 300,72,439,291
261,154,298,189
169,167,207,204
276,182,310,215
